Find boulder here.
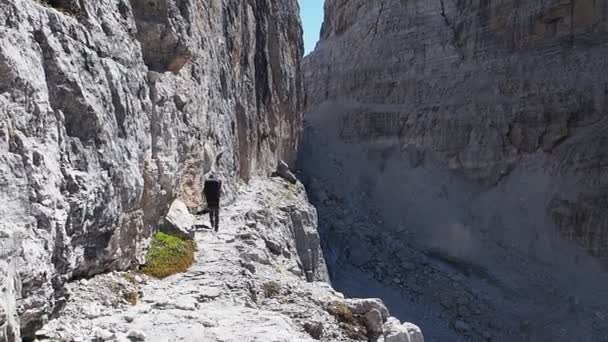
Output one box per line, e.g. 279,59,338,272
383,318,424,342
281,204,329,282
346,298,389,320
402,322,424,342
162,200,195,239
383,317,408,342
274,160,298,184
365,309,384,336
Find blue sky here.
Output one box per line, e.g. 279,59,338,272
298,0,324,55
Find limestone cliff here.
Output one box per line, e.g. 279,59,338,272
0,0,303,339
302,1,608,341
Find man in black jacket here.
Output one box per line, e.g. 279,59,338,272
203,174,222,232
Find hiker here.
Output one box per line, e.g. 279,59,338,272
203,173,222,232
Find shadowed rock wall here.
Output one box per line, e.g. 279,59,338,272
305,0,608,264
301,1,608,341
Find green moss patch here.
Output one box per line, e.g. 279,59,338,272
141,232,196,279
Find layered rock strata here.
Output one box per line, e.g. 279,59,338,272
301,0,608,341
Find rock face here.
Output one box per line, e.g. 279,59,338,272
0,0,303,339
301,1,608,341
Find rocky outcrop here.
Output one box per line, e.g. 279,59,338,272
301,1,608,341
35,178,423,342
0,0,303,339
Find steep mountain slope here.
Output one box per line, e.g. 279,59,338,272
301,1,608,341
0,0,303,339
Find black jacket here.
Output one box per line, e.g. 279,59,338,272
203,179,222,207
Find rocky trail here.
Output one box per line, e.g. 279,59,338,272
34,178,422,342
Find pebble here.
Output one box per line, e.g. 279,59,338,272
34,329,51,337
127,329,147,341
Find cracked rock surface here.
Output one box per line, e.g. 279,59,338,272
36,178,423,342
0,0,303,339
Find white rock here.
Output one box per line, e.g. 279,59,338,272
383,317,409,342
163,199,195,239
402,322,424,342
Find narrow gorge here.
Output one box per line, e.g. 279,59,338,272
1,0,607,342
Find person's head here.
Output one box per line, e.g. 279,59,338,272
208,173,216,179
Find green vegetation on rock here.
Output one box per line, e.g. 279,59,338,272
141,232,196,279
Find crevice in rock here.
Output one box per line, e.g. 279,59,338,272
235,101,251,181
367,0,386,38
38,0,81,16
128,0,192,73
439,0,451,27
252,0,272,113
102,65,128,139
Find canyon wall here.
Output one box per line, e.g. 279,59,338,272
0,0,303,339
301,0,608,341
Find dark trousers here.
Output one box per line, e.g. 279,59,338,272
209,206,220,231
